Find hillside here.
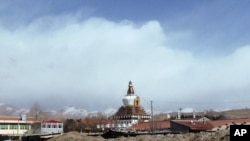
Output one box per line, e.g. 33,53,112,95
1,102,250,120
221,108,250,119
154,108,250,121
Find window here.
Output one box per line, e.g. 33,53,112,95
20,125,29,130
42,123,46,128
31,124,40,130
58,124,62,128
20,125,25,130
9,124,18,129
0,124,8,130
53,124,57,128
47,124,51,128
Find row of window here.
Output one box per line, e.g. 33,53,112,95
0,124,30,130
119,121,132,124
42,124,63,128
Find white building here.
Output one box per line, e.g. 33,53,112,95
29,120,63,135
40,120,63,134
0,115,36,136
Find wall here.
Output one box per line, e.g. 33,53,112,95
0,123,31,135
41,122,63,134
170,121,190,133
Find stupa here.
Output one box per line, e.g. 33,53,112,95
113,81,151,128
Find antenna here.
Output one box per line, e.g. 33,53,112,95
150,101,154,133
193,110,196,119
178,108,182,119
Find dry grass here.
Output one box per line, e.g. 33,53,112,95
47,131,105,141
48,130,230,141
222,108,250,119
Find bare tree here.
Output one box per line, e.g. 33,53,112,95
28,102,45,120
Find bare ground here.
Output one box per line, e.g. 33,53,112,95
48,130,230,141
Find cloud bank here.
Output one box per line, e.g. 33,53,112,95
0,14,250,111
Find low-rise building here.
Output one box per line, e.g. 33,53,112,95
170,118,250,133
28,120,63,135
40,120,63,134
0,115,37,136
23,119,64,141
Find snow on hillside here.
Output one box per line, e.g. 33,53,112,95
59,106,118,118
103,107,117,116
0,103,29,116
0,103,114,118
61,106,88,118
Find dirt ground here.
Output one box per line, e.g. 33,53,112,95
47,130,230,141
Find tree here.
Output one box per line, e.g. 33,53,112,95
28,102,45,120
64,119,78,132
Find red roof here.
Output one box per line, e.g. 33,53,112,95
43,120,63,123
129,121,170,131
210,118,250,128
127,118,250,132
173,120,213,131
173,118,250,131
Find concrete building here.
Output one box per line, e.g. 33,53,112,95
0,115,37,136
21,119,64,141
40,120,63,134
28,120,63,135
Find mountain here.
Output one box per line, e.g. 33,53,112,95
59,106,88,118
0,103,117,118
1,102,250,120
103,107,117,116
58,106,118,118
0,103,29,116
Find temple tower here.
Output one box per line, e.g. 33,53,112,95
113,81,151,128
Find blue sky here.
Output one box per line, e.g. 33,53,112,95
2,0,249,54
0,0,250,112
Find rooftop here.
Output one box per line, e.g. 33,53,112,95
172,118,250,131
129,121,170,131
42,120,63,123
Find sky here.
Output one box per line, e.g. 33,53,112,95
0,0,250,112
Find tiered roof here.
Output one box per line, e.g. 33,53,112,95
114,81,149,117
115,106,147,116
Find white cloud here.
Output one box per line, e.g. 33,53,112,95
0,15,250,111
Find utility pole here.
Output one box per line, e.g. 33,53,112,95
150,101,154,133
